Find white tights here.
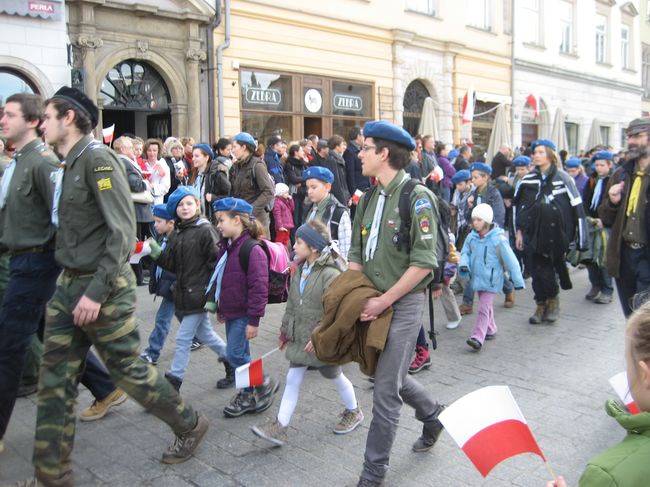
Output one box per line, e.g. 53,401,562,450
276,366,358,427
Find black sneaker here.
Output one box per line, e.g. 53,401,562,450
216,358,235,389
164,372,182,392
190,339,203,352
223,391,257,418
161,413,209,464
466,337,482,351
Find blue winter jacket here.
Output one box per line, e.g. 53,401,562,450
459,225,525,293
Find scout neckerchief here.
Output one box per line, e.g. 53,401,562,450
627,169,649,217
590,177,605,211
51,139,96,226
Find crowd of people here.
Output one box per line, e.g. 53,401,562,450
1,85,650,487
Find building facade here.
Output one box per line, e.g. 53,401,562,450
513,0,643,154
641,0,650,115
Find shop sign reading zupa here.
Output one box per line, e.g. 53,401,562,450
333,94,363,112
245,88,282,106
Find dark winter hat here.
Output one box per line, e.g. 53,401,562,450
233,132,257,149
153,204,173,220
451,169,471,184
303,166,334,184
266,135,282,147
512,156,531,167
564,157,582,169
591,151,614,162
626,117,650,136
531,139,557,152
193,143,214,160
52,86,99,129
363,121,416,151
166,186,200,217
212,197,253,214
470,162,492,176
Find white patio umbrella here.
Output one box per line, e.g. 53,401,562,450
418,97,440,141
550,108,568,153
485,104,510,163
585,118,603,151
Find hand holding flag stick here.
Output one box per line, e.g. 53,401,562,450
438,385,556,481
235,347,280,389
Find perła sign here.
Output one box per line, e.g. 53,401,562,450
246,88,282,106
29,1,54,13
333,94,363,111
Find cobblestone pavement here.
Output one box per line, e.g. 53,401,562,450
1,267,628,486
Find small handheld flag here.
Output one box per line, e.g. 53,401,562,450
609,371,641,415
351,189,364,205
102,124,115,145
235,347,279,389
130,241,151,264
439,385,547,478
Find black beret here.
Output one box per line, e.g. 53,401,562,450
52,86,99,129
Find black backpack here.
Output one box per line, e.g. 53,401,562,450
362,178,447,349
322,200,348,241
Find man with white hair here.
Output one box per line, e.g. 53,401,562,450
491,144,512,180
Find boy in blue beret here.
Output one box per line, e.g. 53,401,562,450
303,166,351,260
512,156,532,190
565,157,589,197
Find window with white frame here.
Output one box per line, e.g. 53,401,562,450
596,14,607,63
643,44,650,99
467,0,492,31
405,0,437,15
565,122,579,156
621,25,630,69
559,1,573,53
521,0,541,45
600,126,610,146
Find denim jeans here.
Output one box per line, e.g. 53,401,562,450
169,312,227,380
225,316,251,369
144,298,179,361
82,351,117,401
586,262,613,296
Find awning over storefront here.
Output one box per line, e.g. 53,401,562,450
0,0,62,21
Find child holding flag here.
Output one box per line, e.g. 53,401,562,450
460,204,524,351
212,197,279,418
251,220,363,446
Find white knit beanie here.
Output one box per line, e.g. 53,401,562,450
471,203,493,225
275,183,289,196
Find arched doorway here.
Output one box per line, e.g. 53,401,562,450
403,80,430,136
99,60,171,140
0,68,37,118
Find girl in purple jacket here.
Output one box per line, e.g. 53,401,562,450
212,197,279,418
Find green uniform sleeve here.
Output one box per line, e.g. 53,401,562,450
348,193,365,265
578,464,617,487
84,152,136,303
408,189,438,271
34,153,59,214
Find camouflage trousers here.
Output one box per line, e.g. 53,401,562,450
33,262,197,485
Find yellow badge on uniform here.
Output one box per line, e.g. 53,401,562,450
97,178,112,191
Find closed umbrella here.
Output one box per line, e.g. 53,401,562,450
418,97,439,141
585,118,603,151
550,108,568,153
538,105,551,139
486,104,510,163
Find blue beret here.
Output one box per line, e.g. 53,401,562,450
564,157,582,169
153,204,173,220
304,166,335,184
193,143,214,160
211,197,253,214
448,149,460,160
233,132,256,148
166,186,200,218
531,139,557,152
591,151,613,162
513,156,531,167
451,169,471,184
363,121,416,151
470,162,492,175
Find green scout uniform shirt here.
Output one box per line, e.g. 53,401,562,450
0,139,59,251
55,135,136,303
305,194,336,222
348,169,438,293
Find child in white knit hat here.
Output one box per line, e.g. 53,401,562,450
272,183,295,249
459,204,525,351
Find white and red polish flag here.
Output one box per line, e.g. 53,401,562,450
129,241,151,264
525,94,539,118
102,124,115,145
609,372,641,415
461,86,475,124
235,347,280,389
439,385,546,477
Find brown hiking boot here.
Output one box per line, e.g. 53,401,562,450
161,413,209,464
504,291,515,308
529,303,545,324
251,419,288,446
543,296,559,322
459,303,473,315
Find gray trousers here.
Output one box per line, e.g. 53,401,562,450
361,291,441,482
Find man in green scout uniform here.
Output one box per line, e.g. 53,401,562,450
27,87,207,487
349,121,445,487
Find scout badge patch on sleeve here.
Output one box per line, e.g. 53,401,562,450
97,178,112,191
419,216,430,233
414,197,432,214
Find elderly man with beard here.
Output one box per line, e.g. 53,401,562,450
599,118,650,316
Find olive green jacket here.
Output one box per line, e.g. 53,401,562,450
55,135,136,303
0,139,59,250
280,252,344,367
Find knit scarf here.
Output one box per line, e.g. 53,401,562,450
627,171,647,217
590,178,604,212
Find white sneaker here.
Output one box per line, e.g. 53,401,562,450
446,320,460,329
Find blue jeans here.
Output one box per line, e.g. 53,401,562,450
225,316,251,369
587,262,613,296
170,312,227,380
144,298,179,361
